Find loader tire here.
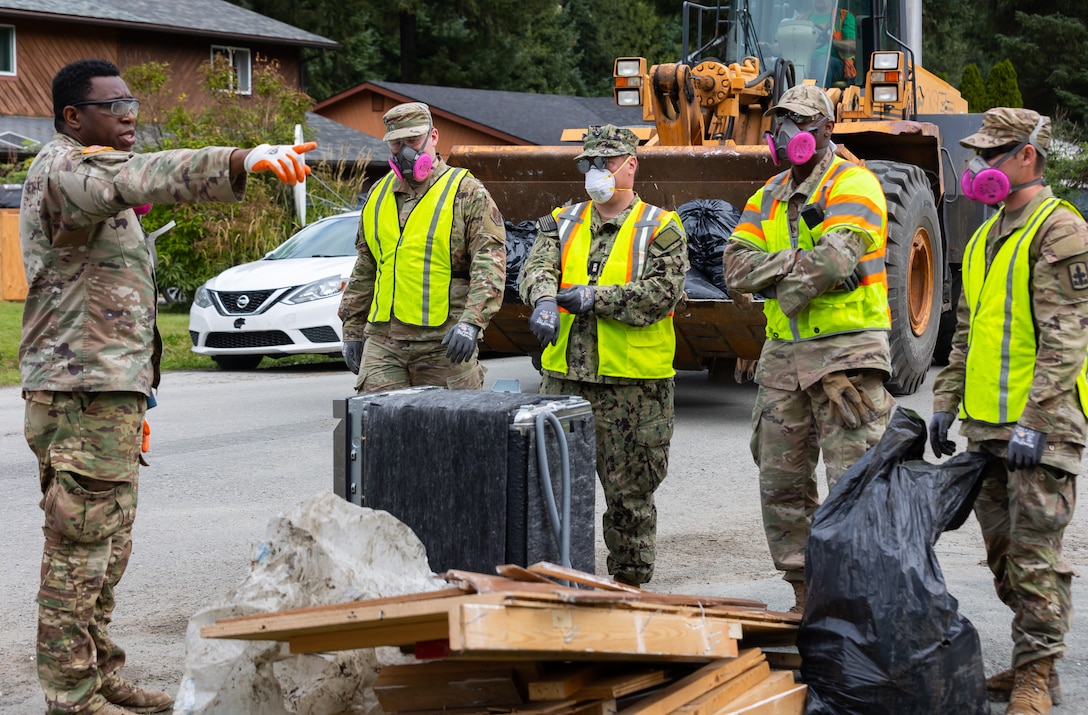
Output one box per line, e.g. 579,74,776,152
865,160,942,396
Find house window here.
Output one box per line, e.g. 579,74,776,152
211,45,251,94
0,25,14,75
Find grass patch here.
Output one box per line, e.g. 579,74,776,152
1,301,342,388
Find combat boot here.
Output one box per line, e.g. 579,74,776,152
99,675,173,714
1006,656,1055,715
89,703,139,715
789,581,805,614
987,663,1062,705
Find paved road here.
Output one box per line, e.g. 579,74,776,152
0,357,1084,713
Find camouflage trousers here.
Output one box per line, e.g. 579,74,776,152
541,376,674,585
24,390,143,715
750,370,892,583
971,439,1077,668
355,333,485,394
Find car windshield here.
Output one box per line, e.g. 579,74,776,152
265,214,360,259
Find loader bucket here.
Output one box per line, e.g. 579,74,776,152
448,143,778,222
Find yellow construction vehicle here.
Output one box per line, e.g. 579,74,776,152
454,0,984,395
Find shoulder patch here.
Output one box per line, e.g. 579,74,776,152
81,145,115,154
649,221,684,254
536,213,558,233
1041,214,1088,264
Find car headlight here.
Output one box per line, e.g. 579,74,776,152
193,284,212,308
284,276,347,304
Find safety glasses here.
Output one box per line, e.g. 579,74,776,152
976,144,1020,162
576,156,612,174
780,110,820,125
68,98,140,118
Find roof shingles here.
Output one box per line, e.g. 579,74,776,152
0,0,336,47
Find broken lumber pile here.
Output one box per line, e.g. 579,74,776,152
201,562,804,714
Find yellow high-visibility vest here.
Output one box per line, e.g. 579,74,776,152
961,197,1088,423
731,155,890,340
542,200,678,378
363,167,467,326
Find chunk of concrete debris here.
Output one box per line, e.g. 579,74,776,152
174,491,443,715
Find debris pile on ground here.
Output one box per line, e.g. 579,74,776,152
202,559,804,714
174,492,443,715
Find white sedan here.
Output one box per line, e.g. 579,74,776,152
189,211,361,370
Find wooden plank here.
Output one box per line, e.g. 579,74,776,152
527,562,643,593
762,652,802,671
673,662,771,715
496,564,559,583
398,699,581,715
615,650,764,715
374,668,522,711
571,699,618,715
713,671,795,712
528,664,608,700
450,603,740,659
288,618,450,654
575,668,670,699
717,684,806,715
201,591,495,642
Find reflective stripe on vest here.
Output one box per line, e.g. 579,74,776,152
542,200,678,379
732,156,890,341
363,168,468,326
961,197,1088,424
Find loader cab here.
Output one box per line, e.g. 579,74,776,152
685,0,906,90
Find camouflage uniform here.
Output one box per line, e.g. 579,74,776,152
520,125,689,585
933,108,1088,670
338,103,506,394
21,132,243,714
723,87,894,588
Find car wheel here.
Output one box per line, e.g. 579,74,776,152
213,355,263,371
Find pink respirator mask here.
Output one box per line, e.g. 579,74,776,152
388,132,434,182
766,117,827,167
960,116,1046,205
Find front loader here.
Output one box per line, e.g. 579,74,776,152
453,0,984,395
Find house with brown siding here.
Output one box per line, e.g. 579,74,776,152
0,0,384,166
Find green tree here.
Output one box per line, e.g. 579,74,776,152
996,11,1088,125
985,59,1022,108
958,64,989,113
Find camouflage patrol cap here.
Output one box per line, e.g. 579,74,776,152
765,84,836,120
960,107,1051,155
382,102,432,142
576,124,639,159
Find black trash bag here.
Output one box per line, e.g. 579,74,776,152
799,407,990,715
504,220,538,304
684,266,728,300
678,198,740,293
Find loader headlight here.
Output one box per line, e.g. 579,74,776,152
615,88,643,106
872,52,901,71
284,275,347,304
614,58,645,77
873,85,899,103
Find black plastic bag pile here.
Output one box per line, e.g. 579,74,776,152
504,220,538,304
799,408,990,715
678,198,740,299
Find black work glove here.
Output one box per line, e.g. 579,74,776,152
1007,424,1047,471
529,297,560,346
928,411,957,458
342,340,363,374
441,322,480,363
841,266,862,291
556,284,595,314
